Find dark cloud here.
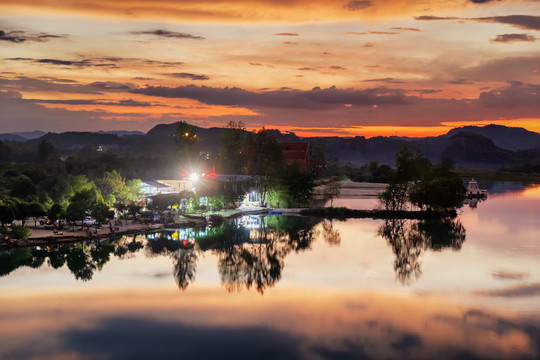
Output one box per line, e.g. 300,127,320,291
362,43,376,47
363,78,406,84
414,15,459,21
0,76,103,94
470,0,495,3
329,66,347,70
130,29,205,40
27,98,155,107
415,14,540,31
478,82,540,108
5,57,118,68
490,33,537,43
298,67,316,71
132,84,410,110
345,1,373,11
143,59,184,67
0,30,67,43
168,72,210,81
273,33,300,36
90,81,136,91
476,15,540,30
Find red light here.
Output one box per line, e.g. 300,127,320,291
210,171,215,177
182,239,187,246
201,171,206,178
182,171,188,179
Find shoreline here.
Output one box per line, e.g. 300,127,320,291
1,205,455,250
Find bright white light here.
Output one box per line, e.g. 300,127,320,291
190,172,199,181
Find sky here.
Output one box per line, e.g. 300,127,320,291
1,0,539,137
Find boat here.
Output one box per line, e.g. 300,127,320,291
466,179,488,198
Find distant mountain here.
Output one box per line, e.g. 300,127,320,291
441,132,518,169
445,124,540,151
2,123,540,170
96,130,145,137
0,133,28,142
0,130,46,142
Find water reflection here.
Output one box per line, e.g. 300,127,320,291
0,214,469,290
378,218,466,284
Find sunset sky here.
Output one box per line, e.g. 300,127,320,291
1,0,539,137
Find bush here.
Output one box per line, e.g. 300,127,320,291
1,225,32,239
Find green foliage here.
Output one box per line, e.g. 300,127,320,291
91,199,114,224
65,201,86,223
0,197,17,226
10,175,37,200
379,145,464,211
48,203,65,221
1,224,32,239
266,163,314,208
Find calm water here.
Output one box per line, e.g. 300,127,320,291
1,182,540,360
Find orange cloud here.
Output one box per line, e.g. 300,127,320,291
0,0,493,23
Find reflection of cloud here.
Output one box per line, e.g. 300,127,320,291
475,283,540,297
344,0,373,11
490,34,537,43
491,270,530,281
61,316,305,360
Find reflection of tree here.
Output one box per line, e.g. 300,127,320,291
90,243,115,270
378,217,466,284
218,241,284,294
66,247,96,281
217,215,320,294
172,250,198,290
321,220,341,246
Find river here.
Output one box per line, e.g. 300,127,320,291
1,181,539,359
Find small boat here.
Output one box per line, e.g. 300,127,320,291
467,179,487,198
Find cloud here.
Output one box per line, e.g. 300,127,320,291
391,27,423,32
476,15,540,31
478,82,540,108
369,31,399,35
470,0,496,3
0,29,67,43
130,29,205,40
491,270,530,281
27,98,156,107
490,33,537,43
5,57,118,68
414,15,459,21
344,1,373,11
475,283,540,297
415,14,540,31
452,56,540,83
273,33,300,36
132,84,410,110
168,73,210,81
363,78,406,84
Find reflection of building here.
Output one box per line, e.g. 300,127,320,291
280,142,326,174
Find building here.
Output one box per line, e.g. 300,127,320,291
280,142,326,174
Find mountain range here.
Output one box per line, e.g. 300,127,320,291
1,124,539,169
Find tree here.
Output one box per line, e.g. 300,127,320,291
10,175,37,201
219,120,247,173
409,166,465,210
323,180,341,207
0,198,17,227
48,203,66,221
174,121,198,158
36,139,57,162
65,201,86,226
379,145,432,211
243,128,285,205
91,199,114,224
